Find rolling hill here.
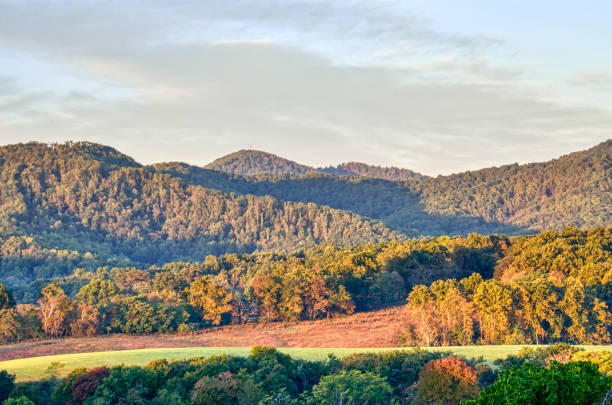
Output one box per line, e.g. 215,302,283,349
0,139,610,285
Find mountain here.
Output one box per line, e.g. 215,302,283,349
319,162,428,182
205,149,315,176
413,139,612,231
157,139,611,236
0,142,401,284
205,149,429,182
0,140,610,285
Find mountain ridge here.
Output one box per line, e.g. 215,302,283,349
0,139,609,285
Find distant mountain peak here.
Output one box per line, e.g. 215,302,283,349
319,161,428,182
205,149,315,176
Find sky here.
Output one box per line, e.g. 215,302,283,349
0,0,610,175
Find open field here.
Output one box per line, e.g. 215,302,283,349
0,306,411,361
2,345,611,382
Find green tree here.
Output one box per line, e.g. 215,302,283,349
469,361,611,405
0,370,15,403
311,369,392,405
76,279,120,305
3,397,35,405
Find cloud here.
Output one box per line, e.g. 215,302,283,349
570,70,612,89
0,1,609,175
1,39,610,175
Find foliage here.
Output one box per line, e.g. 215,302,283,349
416,357,479,405
37,284,74,337
310,369,392,405
467,361,611,405
4,397,35,405
2,140,610,289
0,370,16,403
404,272,612,346
0,283,15,309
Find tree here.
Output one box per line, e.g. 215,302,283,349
251,275,282,321
70,366,110,404
38,284,74,337
190,371,238,405
70,302,100,337
188,277,233,325
0,370,15,403
0,309,22,344
311,369,392,405
473,280,512,344
416,357,479,404
469,361,611,405
76,279,119,305
0,283,15,309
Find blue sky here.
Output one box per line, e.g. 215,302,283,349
0,0,610,175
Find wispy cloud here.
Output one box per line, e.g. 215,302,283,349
0,0,609,175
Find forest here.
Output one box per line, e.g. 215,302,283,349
0,140,610,285
1,227,610,347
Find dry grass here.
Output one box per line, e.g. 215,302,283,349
0,306,410,361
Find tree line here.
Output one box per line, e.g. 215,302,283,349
1,345,612,404
0,227,610,345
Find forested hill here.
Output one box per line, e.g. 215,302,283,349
319,162,428,182
204,149,315,175
413,139,612,231
157,139,612,236
0,142,401,284
205,149,429,181
1,140,610,284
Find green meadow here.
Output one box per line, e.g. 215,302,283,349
2,345,611,382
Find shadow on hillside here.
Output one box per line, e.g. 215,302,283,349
155,164,531,237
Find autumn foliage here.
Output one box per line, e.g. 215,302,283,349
416,357,479,405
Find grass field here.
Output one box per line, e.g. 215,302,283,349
1,345,611,382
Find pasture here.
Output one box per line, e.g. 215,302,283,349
1,345,611,382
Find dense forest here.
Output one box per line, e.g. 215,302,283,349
160,139,612,236
1,345,611,404
0,140,609,286
0,142,400,284
1,227,610,347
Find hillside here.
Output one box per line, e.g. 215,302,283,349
158,140,612,236
413,139,612,230
0,140,610,285
0,142,400,284
319,161,428,182
205,149,315,175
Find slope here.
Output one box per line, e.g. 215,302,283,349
0,142,402,284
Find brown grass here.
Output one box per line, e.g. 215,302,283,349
0,306,409,361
